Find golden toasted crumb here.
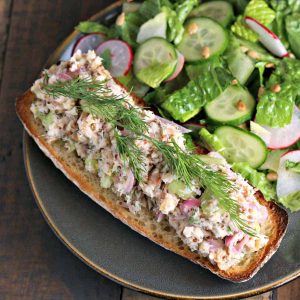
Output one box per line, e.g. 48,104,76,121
116,12,125,26
247,50,260,60
271,84,281,93
187,23,198,35
236,100,247,111
267,172,278,182
265,63,275,68
201,47,210,59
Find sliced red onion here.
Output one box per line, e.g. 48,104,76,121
155,115,191,134
225,232,250,254
157,212,165,223
122,169,135,194
180,198,200,214
225,232,242,252
57,72,73,81
206,238,224,251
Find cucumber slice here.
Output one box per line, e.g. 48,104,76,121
177,17,228,63
214,126,267,168
227,48,255,84
189,1,234,27
134,37,177,88
205,85,255,125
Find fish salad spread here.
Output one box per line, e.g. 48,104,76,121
30,50,268,271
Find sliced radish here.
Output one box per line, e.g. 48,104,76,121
165,51,185,82
277,150,300,198
255,106,300,150
72,33,106,54
96,39,133,77
244,16,288,58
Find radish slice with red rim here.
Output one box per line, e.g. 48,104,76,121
165,51,185,82
256,106,300,150
96,39,133,77
277,150,300,198
244,16,288,58
72,33,106,54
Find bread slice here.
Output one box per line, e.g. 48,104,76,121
16,90,288,282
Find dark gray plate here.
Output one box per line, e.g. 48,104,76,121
23,2,300,299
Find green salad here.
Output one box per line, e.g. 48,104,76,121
73,0,300,212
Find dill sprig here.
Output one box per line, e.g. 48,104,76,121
150,139,256,236
114,129,146,182
42,76,257,236
43,76,148,135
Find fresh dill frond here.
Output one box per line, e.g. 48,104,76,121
43,76,148,135
114,129,146,182
149,138,257,236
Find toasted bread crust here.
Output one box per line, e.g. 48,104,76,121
16,90,288,282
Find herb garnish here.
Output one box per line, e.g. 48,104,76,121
42,76,257,236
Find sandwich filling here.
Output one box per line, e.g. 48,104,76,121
30,50,269,271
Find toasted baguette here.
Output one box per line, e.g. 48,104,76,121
16,89,288,282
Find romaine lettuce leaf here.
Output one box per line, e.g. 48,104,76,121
138,0,163,20
175,0,198,23
256,58,300,127
136,62,176,88
163,0,198,45
256,85,296,127
285,14,300,58
119,12,144,47
279,190,300,212
285,160,300,173
118,0,172,47
231,16,258,42
161,61,233,122
269,0,300,49
245,0,275,24
162,7,184,44
75,21,119,38
232,162,277,201
161,81,205,122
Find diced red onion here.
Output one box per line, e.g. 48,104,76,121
206,238,224,251
157,212,165,223
122,169,135,194
180,198,200,214
225,232,249,254
57,72,73,81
